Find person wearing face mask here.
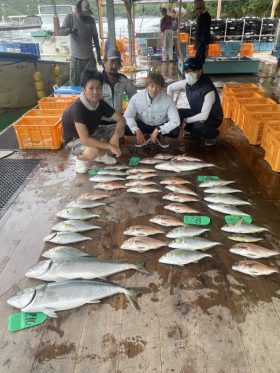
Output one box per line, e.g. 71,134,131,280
60,0,102,86
167,57,223,146
101,48,137,125
124,72,180,149
194,0,211,63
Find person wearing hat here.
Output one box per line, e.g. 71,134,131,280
194,0,211,63
101,48,137,124
167,57,223,146
60,0,102,85
124,72,180,149
160,7,174,63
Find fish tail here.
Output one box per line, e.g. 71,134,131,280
126,287,150,311
135,262,151,275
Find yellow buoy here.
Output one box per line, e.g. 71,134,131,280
33,71,42,82
35,81,44,91
37,90,46,99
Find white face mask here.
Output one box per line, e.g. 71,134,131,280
185,72,198,86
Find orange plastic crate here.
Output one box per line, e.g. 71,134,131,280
241,112,280,144
231,97,275,125
179,33,189,43
187,45,195,56
208,43,221,56
264,131,280,172
240,43,254,57
223,83,257,95
13,116,62,150
241,104,280,133
222,90,265,119
38,96,76,110
261,122,280,151
23,108,64,117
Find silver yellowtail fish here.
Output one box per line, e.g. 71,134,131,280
78,192,110,200
121,237,167,252
229,243,280,259
221,223,268,234
164,203,200,214
103,165,130,170
166,226,209,238
56,207,99,220
26,258,149,281
126,173,158,180
42,246,92,259
207,204,250,216
232,260,279,277
123,225,164,236
159,249,213,266
89,175,125,183
51,220,100,233
165,185,198,196
155,162,180,172
67,200,106,209
44,232,92,244
125,180,157,187
168,237,220,250
204,186,241,194
126,167,155,174
171,154,203,162
149,215,184,227
227,234,263,243
139,157,163,165
204,194,250,206
154,153,175,160
199,179,235,188
171,161,216,172
96,170,127,176
160,177,191,185
126,186,161,194
93,182,127,191
163,193,200,203
7,279,148,316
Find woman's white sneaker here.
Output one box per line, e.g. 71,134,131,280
75,159,88,174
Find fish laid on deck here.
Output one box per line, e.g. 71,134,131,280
160,177,191,185
56,207,99,220
162,193,200,202
44,232,92,244
166,226,210,238
207,204,250,216
93,181,127,190
232,260,279,276
52,219,101,232
126,186,161,194
227,234,263,242
230,243,280,259
43,246,93,259
78,192,110,200
149,215,185,227
165,184,199,196
221,223,268,234
164,203,201,214
126,173,158,180
199,179,235,188
121,237,167,252
89,175,125,183
159,249,213,266
125,180,157,187
66,200,107,209
168,237,220,250
204,186,242,194
204,194,250,206
123,225,165,236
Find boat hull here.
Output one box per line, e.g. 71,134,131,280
0,52,69,111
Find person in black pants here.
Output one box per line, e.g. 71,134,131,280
194,0,211,63
167,57,223,146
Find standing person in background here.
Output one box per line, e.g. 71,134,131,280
194,0,211,64
160,8,174,63
60,0,102,85
171,8,178,61
101,48,137,124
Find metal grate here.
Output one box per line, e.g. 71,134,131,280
0,159,40,218
0,125,19,150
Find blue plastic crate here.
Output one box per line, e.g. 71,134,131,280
259,42,275,51
53,86,82,96
19,43,40,58
0,42,21,52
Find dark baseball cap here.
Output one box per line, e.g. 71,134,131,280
183,57,203,71
105,48,121,60
76,0,92,16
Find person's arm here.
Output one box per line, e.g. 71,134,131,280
91,19,102,64
60,14,74,36
123,96,139,134
167,79,187,101
157,101,180,134
186,91,215,123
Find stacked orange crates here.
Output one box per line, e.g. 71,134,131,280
261,122,280,172
208,44,221,56
240,43,254,57
13,96,77,150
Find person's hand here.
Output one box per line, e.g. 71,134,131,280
71,28,78,37
150,128,159,144
97,56,102,65
109,144,122,158
182,119,188,130
135,129,145,145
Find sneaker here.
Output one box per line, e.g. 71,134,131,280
135,137,151,148
204,138,217,146
156,134,170,149
75,158,88,174
95,153,117,165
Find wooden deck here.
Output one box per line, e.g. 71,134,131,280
0,63,280,372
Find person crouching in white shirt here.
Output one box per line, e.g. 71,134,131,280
124,72,180,149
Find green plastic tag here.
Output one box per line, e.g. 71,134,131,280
183,215,211,225
198,176,220,182
8,312,48,332
129,156,140,166
225,215,253,224
88,167,104,176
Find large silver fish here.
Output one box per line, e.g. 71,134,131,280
204,194,250,206
51,220,101,233
67,200,106,209
123,225,165,236
168,237,220,250
227,234,263,243
139,158,163,165
125,180,157,187
44,232,92,244
42,246,92,259
165,185,198,196
127,186,161,194
232,260,279,277
26,258,149,281
199,179,235,188
56,207,99,220
7,280,148,316
162,193,200,203
126,173,158,180
171,154,203,162
155,162,180,172
121,237,167,252
89,175,125,183
154,153,175,160
159,249,213,266
166,226,209,238
221,223,268,234
126,167,155,174
229,243,280,259
204,186,242,194
149,215,184,227
164,203,200,214
207,204,250,216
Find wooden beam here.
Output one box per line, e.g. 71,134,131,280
96,0,105,54
216,0,222,19
271,0,280,17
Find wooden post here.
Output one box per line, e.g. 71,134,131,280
177,0,183,61
105,0,116,50
51,0,60,36
271,0,280,17
96,0,105,55
216,0,222,19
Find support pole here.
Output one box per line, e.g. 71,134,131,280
271,0,280,18
216,0,222,19
105,0,116,50
51,0,60,36
96,0,105,55
177,0,183,61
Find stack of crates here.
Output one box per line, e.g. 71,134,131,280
240,43,254,57
13,96,77,150
208,44,221,56
261,122,280,172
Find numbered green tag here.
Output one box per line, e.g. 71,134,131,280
129,156,140,166
225,215,253,224
183,215,211,225
197,176,220,182
88,168,103,176
8,312,48,332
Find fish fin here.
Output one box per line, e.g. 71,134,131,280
126,287,151,310
136,262,151,275
43,309,58,318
